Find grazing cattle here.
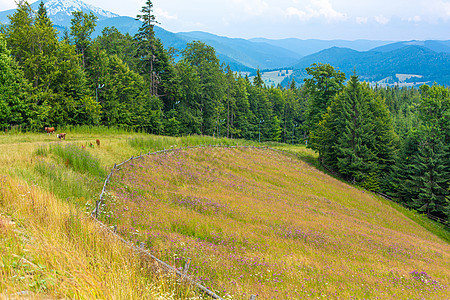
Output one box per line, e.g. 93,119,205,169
57,133,66,140
81,144,86,150
45,127,55,135
96,139,100,147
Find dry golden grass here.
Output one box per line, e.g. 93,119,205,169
0,175,204,299
0,132,211,299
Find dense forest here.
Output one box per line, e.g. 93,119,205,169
0,0,449,221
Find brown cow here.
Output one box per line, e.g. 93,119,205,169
57,133,66,140
96,139,100,147
45,127,55,135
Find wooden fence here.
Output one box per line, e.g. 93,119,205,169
91,145,266,300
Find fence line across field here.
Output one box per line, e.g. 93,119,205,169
91,144,266,300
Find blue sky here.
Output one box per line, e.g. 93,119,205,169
0,0,449,40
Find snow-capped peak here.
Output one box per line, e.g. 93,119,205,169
39,0,119,20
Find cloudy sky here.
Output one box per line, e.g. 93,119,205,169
0,0,449,40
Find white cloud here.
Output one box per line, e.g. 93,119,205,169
285,0,348,22
375,15,389,24
286,7,309,20
155,8,177,20
0,0,15,11
408,15,422,22
356,16,368,24
230,0,270,16
426,0,450,21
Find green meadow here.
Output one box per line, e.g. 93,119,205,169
0,129,449,299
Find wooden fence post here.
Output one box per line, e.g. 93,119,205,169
94,200,100,218
183,257,191,275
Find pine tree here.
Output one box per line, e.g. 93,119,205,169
270,115,282,142
135,0,159,97
389,129,420,202
253,69,264,88
335,76,377,184
233,75,251,139
135,0,178,111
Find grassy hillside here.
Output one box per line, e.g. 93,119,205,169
0,129,449,299
104,146,449,299
0,129,245,299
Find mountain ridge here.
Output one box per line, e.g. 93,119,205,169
0,0,118,25
1,0,449,84
288,45,450,86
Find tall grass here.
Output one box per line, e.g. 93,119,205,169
56,125,136,135
0,132,207,298
32,160,95,205
0,176,202,299
50,143,106,178
2,130,449,299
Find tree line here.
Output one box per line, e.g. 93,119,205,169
0,0,305,143
306,65,449,222
0,1,449,221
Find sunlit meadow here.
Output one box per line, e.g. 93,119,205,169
1,129,238,299
104,147,450,299
1,129,448,299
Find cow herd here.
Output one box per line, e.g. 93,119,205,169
44,127,100,147
45,127,66,140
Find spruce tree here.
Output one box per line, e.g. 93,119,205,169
70,11,98,68
409,126,449,218
335,76,377,185
135,0,178,111
304,63,345,137
253,69,264,88
312,75,397,189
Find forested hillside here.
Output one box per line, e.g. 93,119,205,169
0,1,449,222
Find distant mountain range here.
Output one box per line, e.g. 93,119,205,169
1,0,450,85
288,46,450,86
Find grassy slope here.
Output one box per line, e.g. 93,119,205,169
105,146,450,299
0,130,229,299
0,129,448,299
